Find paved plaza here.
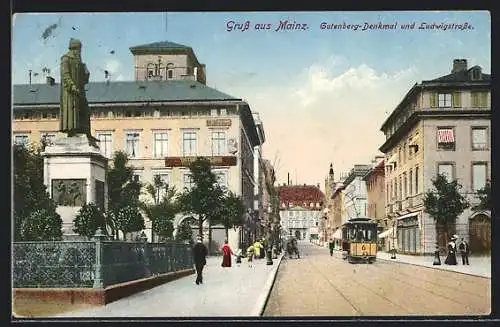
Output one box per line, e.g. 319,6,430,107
55,253,283,318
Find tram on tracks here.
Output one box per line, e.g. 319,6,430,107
341,217,378,264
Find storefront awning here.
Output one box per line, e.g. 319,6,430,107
378,226,396,238
396,212,419,220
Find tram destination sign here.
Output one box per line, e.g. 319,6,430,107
165,156,237,167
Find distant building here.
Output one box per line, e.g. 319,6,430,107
341,164,372,222
278,184,325,241
379,58,491,254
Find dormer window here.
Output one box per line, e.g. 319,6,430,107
471,67,482,80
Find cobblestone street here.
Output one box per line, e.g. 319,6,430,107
263,241,491,316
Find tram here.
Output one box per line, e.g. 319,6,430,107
341,217,378,264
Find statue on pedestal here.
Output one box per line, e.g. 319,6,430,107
59,38,96,144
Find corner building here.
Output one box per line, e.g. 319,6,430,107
13,41,263,250
379,59,491,254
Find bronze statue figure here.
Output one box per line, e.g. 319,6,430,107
59,38,91,137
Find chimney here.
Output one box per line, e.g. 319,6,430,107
46,76,55,85
451,59,468,74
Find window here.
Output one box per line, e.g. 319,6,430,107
214,171,228,188
403,143,406,164
409,169,413,196
97,132,113,158
472,127,488,150
166,63,174,80
182,131,197,156
471,91,488,108
211,131,226,155
403,172,407,199
398,176,402,200
472,163,487,191
438,93,452,107
210,109,218,117
437,127,456,151
153,172,171,200
438,163,454,181
183,173,194,190
386,184,389,203
41,133,56,146
153,132,168,158
153,109,160,118
415,166,419,194
220,108,227,116
125,132,140,158
14,134,29,147
132,170,142,183
147,64,155,79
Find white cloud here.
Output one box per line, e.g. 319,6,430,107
238,60,418,185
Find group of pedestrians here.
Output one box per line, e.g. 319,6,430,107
445,234,471,266
191,236,268,285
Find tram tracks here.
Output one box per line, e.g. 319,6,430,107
361,260,490,314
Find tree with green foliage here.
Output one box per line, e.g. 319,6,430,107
473,181,491,212
175,219,194,243
13,143,62,241
176,157,225,244
73,203,106,239
143,175,179,241
424,174,470,251
21,208,63,241
115,205,145,240
106,151,143,239
218,191,246,241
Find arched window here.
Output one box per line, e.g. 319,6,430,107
146,63,155,80
167,63,174,79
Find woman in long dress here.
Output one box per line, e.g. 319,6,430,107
444,235,458,265
221,240,234,268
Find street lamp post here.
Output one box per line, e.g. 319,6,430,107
391,220,397,259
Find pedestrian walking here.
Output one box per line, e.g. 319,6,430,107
221,240,234,268
246,244,255,267
328,238,334,256
192,236,208,285
259,239,266,259
458,237,470,265
444,234,458,265
253,240,262,259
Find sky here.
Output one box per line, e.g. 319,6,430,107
12,11,491,190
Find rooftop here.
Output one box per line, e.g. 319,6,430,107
279,185,325,209
13,80,239,106
129,41,191,53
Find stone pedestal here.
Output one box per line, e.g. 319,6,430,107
42,133,108,239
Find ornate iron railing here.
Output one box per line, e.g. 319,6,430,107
13,233,194,289
13,241,96,288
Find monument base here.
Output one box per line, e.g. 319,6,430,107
43,133,108,237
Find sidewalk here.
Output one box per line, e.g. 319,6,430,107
376,250,491,278
55,254,283,318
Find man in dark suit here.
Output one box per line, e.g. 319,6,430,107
192,236,208,285
458,237,470,265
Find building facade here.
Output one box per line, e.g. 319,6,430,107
278,185,325,241
363,156,386,249
252,113,266,240
341,165,372,222
379,59,491,254
13,40,263,250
